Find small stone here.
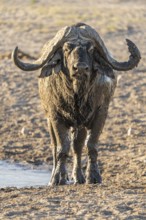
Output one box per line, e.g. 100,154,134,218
127,127,132,136
20,127,29,136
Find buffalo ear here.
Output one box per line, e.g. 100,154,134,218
93,58,103,74
39,64,52,78
39,50,62,78
93,50,115,78
93,50,101,73
52,64,61,75
93,61,100,72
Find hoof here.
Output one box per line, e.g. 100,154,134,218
49,174,68,186
49,163,69,186
86,163,102,184
49,169,68,186
72,169,85,184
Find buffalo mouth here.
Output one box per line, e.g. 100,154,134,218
71,71,89,80
71,62,90,80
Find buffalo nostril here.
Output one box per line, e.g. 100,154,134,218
73,63,89,72
85,66,89,71
73,66,78,71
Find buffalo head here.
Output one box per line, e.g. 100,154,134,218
12,23,141,76
63,40,94,80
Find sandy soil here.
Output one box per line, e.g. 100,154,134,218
0,0,146,219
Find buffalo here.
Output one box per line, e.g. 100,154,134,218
12,23,141,185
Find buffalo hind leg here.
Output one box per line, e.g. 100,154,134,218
49,121,70,186
72,127,87,184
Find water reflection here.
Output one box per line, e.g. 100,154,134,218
0,160,51,188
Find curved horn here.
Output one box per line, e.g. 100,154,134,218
12,26,71,71
81,24,141,71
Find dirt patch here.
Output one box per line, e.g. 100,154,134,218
0,0,146,219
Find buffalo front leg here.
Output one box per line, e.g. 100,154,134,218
86,107,108,184
49,120,70,186
47,119,57,184
71,127,87,184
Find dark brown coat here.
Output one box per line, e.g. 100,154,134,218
12,23,141,185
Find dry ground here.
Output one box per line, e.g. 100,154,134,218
0,0,146,219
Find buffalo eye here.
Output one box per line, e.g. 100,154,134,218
64,47,70,52
64,43,75,53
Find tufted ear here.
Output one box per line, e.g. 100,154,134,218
93,50,115,78
93,50,104,73
39,49,62,78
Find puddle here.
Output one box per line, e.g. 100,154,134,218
0,160,51,188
